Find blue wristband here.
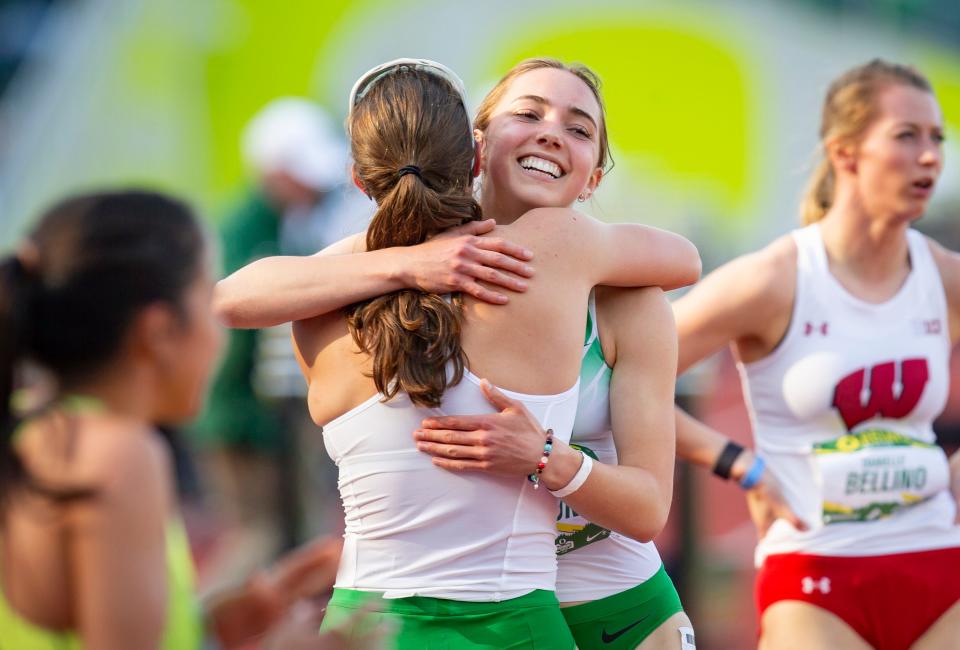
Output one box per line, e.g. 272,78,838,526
739,456,766,490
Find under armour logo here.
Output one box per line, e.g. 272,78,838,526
801,576,831,594
804,321,829,336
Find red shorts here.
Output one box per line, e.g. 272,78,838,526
756,547,960,650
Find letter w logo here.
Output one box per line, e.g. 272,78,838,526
832,359,929,430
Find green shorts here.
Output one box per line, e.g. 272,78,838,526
321,587,576,649
560,565,684,650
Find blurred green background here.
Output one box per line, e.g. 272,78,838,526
3,0,959,256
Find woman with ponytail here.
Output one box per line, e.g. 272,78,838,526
671,60,960,648
281,58,698,649
0,191,218,649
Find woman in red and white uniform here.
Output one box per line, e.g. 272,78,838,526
674,59,960,650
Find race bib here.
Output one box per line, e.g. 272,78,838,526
555,444,611,555
811,429,949,525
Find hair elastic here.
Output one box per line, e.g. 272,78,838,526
397,165,423,180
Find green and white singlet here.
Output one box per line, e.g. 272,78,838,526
555,291,666,601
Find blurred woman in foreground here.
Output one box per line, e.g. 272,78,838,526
0,191,218,649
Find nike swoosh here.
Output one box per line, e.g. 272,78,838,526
585,530,606,542
601,616,648,644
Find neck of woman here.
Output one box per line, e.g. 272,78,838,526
480,187,526,226
58,361,158,423
818,191,912,288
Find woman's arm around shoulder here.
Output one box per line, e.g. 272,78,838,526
68,423,171,650
509,207,701,291
213,221,535,329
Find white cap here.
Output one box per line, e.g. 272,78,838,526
242,98,348,191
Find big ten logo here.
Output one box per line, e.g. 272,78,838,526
912,318,942,336
832,359,929,430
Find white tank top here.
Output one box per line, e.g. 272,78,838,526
323,368,579,601
555,292,663,602
740,224,960,564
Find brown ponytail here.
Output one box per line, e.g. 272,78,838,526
800,59,933,225
347,65,481,407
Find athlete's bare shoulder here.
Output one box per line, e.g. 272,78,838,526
506,207,658,240
693,232,796,315
674,232,796,371
495,208,607,277
17,413,170,505
502,207,588,239
741,232,798,303
502,208,698,290
924,235,960,342
925,234,960,281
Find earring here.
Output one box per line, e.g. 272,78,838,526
577,194,587,202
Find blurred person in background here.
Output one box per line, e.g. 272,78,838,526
0,189,377,650
194,97,370,594
0,191,217,649
215,57,699,649
673,59,960,650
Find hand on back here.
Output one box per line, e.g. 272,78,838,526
408,219,534,304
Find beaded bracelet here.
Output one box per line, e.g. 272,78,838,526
526,429,554,489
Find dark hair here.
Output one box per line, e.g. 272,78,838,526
0,190,205,502
346,66,481,407
801,59,933,225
